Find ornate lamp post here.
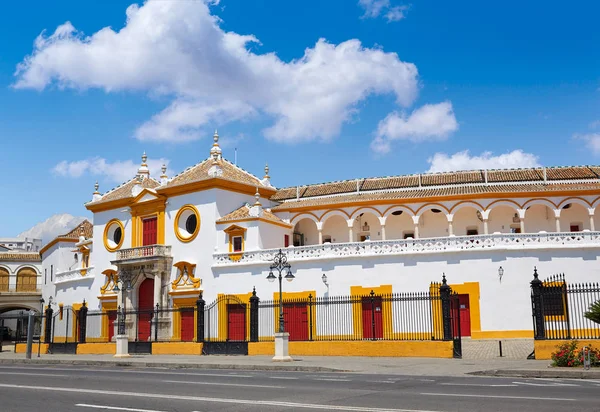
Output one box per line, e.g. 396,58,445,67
112,270,134,357
267,249,295,333
267,249,294,361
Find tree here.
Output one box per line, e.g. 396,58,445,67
584,300,600,324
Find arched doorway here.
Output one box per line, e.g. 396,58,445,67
0,268,8,292
487,204,520,234
452,206,483,236
292,217,319,246
16,267,37,292
137,278,154,341
321,214,349,243
559,202,590,232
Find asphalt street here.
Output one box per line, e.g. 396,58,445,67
0,364,598,412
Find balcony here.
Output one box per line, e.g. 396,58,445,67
213,231,600,266
112,244,172,265
0,286,41,295
54,266,95,285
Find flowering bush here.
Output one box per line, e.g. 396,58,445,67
551,341,600,367
551,341,579,367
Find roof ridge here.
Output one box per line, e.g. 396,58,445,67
221,158,262,184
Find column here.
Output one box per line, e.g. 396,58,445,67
318,229,323,245
553,209,561,233
447,214,454,236
346,219,354,242
518,209,525,233
154,272,162,309
483,219,489,235
589,208,596,231
412,216,420,239
378,217,387,241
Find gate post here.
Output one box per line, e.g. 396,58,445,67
440,274,452,341
249,287,259,342
308,294,313,342
530,267,546,340
44,306,53,344
370,290,376,341
196,292,205,343
78,300,88,343
154,304,159,342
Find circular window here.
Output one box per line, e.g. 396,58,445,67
175,205,200,243
104,219,125,252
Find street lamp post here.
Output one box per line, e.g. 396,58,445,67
267,249,294,361
38,298,44,358
112,270,134,358
267,249,295,333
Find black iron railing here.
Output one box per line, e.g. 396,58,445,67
531,269,600,340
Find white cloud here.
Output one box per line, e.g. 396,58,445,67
574,133,600,155
385,6,409,22
372,101,458,154
426,150,541,173
18,213,87,245
589,120,600,130
52,156,171,183
359,1,409,21
14,0,419,144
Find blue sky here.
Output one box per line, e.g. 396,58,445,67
1,0,599,237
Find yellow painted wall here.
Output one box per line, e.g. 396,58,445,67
152,342,203,355
534,340,600,360
15,343,49,354
77,343,114,355
472,330,533,339
248,340,453,358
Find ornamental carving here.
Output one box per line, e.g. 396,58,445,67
171,261,201,290
100,269,118,295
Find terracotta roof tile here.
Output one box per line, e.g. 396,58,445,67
361,175,418,191
217,204,289,226
421,171,483,186
90,178,161,205
167,158,263,188
486,169,542,182
270,186,307,201
0,252,41,262
302,180,359,197
272,182,600,211
61,220,93,239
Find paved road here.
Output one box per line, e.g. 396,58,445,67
0,364,598,412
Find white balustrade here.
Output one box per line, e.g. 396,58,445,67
115,245,172,261
54,266,95,285
213,231,600,266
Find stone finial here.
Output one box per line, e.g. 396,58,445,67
160,164,169,185
254,187,262,206
264,163,270,179
92,181,102,201
137,151,150,180
261,163,273,188
209,129,223,161
249,187,264,217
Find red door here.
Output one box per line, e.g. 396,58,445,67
283,303,308,341
180,309,194,342
108,311,117,342
142,217,158,246
227,304,246,341
362,297,383,339
138,278,154,341
456,294,471,337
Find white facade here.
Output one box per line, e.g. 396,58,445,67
37,136,600,340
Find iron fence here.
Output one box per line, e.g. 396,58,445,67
531,269,600,340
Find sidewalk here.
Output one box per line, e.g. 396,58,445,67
1,351,599,378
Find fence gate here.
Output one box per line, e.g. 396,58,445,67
203,295,248,355
450,293,462,359
49,306,79,354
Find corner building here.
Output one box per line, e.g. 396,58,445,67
43,131,600,344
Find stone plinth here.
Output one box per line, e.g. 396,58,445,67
273,332,292,362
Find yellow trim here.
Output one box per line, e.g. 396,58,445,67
174,205,201,243
214,293,253,341
100,269,118,295
350,285,393,340
217,217,292,229
534,339,600,360
171,296,198,341
103,219,124,252
129,194,167,247
99,299,118,341
153,342,203,355
39,237,78,256
156,179,277,200
224,225,246,258
77,343,115,354
471,330,533,339
269,291,317,340
171,261,201,290
248,340,453,358
449,282,481,337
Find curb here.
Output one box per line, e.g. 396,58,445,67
470,369,600,379
0,358,345,373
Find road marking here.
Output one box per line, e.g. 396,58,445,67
439,383,518,387
270,376,298,380
0,366,253,378
0,372,69,378
420,392,576,401
76,404,166,412
313,378,351,382
162,380,284,389
368,381,396,384
0,383,443,412
513,381,579,387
